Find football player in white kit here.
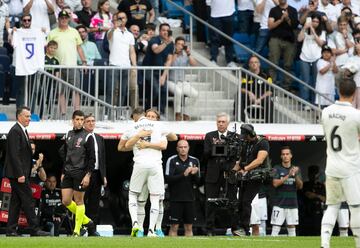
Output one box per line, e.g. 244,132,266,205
119,108,168,237
321,78,360,248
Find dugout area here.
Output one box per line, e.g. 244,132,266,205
0,135,327,236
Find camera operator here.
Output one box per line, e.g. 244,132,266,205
203,112,240,236
232,124,270,236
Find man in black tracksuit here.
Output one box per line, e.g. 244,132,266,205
59,110,98,236
165,140,200,236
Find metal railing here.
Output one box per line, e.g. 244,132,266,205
25,65,321,123
164,0,334,105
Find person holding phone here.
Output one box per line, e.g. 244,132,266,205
168,36,198,121
297,13,326,104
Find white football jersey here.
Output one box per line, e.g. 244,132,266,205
122,116,167,168
322,101,360,178
13,28,45,76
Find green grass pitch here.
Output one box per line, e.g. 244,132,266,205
0,236,355,248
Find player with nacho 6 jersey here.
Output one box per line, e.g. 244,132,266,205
321,78,360,248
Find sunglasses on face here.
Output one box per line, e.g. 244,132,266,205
22,19,31,22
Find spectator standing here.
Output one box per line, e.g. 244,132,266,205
47,10,87,116
29,140,46,184
142,23,174,114
268,0,299,91
0,0,10,47
107,11,136,107
315,45,338,108
237,0,255,35
7,0,23,28
271,146,303,236
343,43,360,109
75,0,95,28
298,13,326,104
165,140,200,237
254,0,277,54
23,0,54,33
89,0,112,58
299,0,333,33
168,36,198,121
209,0,236,67
117,0,154,31
76,24,101,65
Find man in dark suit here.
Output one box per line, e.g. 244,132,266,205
83,113,107,226
4,106,49,236
203,112,239,236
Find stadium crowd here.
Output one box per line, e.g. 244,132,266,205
1,0,360,116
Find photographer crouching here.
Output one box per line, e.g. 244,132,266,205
203,113,240,236
231,124,270,236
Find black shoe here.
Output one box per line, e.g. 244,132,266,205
80,227,87,236
6,232,21,237
31,230,50,237
83,221,100,236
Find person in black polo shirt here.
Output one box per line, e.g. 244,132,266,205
165,140,200,237
117,0,155,31
75,0,96,28
267,0,298,91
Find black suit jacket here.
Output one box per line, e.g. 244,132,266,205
203,130,238,184
4,123,33,179
94,133,106,184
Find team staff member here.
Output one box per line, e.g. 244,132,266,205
203,112,239,236
165,140,200,237
40,175,72,236
59,110,98,236
4,106,49,237
271,146,303,236
232,124,269,236
83,113,107,225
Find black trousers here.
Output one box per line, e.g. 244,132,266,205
7,179,39,234
205,179,238,232
236,180,262,232
84,170,102,224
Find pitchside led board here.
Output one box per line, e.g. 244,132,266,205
0,178,42,225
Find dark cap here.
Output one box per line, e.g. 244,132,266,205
240,124,256,137
58,10,70,18
321,45,332,54
130,107,145,119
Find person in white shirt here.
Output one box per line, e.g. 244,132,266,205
320,78,360,248
23,0,54,33
118,107,168,237
343,43,360,108
254,0,277,54
208,0,236,67
298,13,326,103
315,45,338,107
106,11,136,107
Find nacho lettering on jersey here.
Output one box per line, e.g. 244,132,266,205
13,28,46,76
322,101,360,178
123,117,167,168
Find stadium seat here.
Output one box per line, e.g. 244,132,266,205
0,47,8,56
0,113,8,121
161,0,184,18
0,55,11,99
233,32,251,63
31,113,41,122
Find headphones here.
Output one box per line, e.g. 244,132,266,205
241,124,256,138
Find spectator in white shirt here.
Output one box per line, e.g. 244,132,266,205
23,0,54,33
